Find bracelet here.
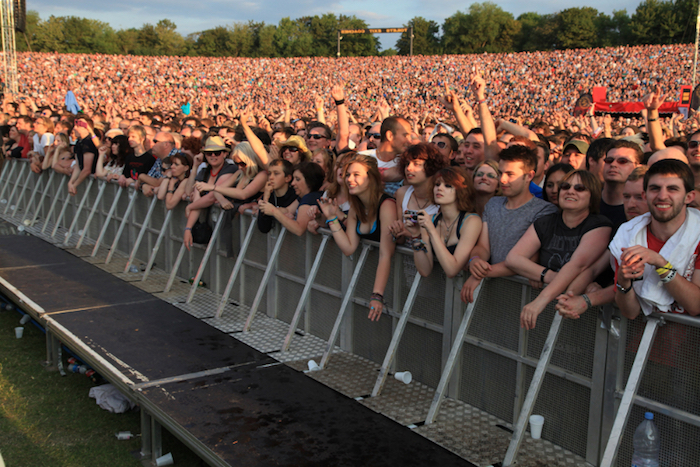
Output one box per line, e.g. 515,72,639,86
334,99,345,106
581,294,592,310
647,117,658,122
469,255,480,264
185,227,192,231
410,238,427,252
660,269,677,283
478,98,487,105
540,267,549,284
655,261,673,275
370,292,385,305
327,216,338,224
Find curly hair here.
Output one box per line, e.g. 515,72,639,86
430,167,476,213
398,143,448,179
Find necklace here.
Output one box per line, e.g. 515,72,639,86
442,215,459,245
210,165,223,179
412,192,430,210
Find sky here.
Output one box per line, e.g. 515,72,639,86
28,0,644,50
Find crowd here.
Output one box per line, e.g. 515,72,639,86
1,42,699,331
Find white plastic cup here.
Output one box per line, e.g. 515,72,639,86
155,452,174,466
529,414,545,439
307,360,320,372
15,327,24,339
20,314,31,325
394,371,412,384
115,431,132,440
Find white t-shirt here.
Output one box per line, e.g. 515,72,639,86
32,133,55,157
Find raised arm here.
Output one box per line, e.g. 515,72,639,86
643,86,667,151
332,84,350,152
239,109,270,168
472,70,500,160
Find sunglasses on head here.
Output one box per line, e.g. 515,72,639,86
368,133,381,139
559,182,587,192
434,141,447,149
475,171,498,180
688,140,700,149
282,146,299,153
604,156,634,165
308,134,326,140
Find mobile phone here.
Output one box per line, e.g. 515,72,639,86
405,210,418,221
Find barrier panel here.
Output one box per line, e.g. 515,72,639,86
1,158,699,466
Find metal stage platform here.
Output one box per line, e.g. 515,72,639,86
0,234,477,466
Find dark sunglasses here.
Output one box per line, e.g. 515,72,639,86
308,134,327,140
559,182,587,192
475,171,498,180
433,141,447,149
368,133,381,139
604,156,634,165
153,139,173,145
688,140,700,149
205,151,225,157
236,161,247,168
282,146,300,153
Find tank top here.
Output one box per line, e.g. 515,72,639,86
431,211,476,255
356,194,395,242
402,186,439,217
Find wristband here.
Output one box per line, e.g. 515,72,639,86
581,294,592,310
334,99,345,106
469,255,480,264
185,227,192,231
660,269,677,283
478,98,487,105
655,262,673,275
327,216,338,224
647,117,658,122
540,267,549,284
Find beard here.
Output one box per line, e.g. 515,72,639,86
649,202,685,223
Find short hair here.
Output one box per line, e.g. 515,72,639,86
626,165,648,183
295,161,326,193
560,169,602,214
37,116,55,133
644,159,695,193
530,120,552,136
128,124,146,141
509,135,536,150
18,115,33,126
586,137,615,167
380,116,407,143
269,159,294,178
273,127,295,140
498,144,537,173
307,122,332,140
535,141,550,161
433,133,458,152
466,127,483,137
430,167,476,213
606,139,643,164
398,143,448,178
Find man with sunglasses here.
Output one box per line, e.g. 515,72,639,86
432,133,457,164
305,122,331,153
600,140,642,231
359,116,413,196
139,131,177,196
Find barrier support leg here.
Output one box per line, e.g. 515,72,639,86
41,177,67,233
215,218,257,318
242,227,288,330
91,186,123,257
186,210,227,303
76,180,107,249
50,182,75,238
599,317,660,467
62,178,95,246
425,281,483,424
124,196,159,272
0,160,18,202
503,312,564,466
4,162,28,215
106,188,139,264
164,242,187,293
281,234,330,351
30,170,55,225
20,172,44,223
371,272,422,397
11,169,35,218
141,210,173,282
319,244,372,369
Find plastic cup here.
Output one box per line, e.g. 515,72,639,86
15,327,24,339
20,314,31,325
155,452,174,466
307,360,320,372
394,371,412,384
529,414,544,439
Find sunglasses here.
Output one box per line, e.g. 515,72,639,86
368,133,381,139
559,182,587,192
308,134,327,140
604,156,634,165
688,140,700,149
236,160,247,168
153,139,172,145
475,171,498,180
205,151,224,157
433,141,447,149
282,146,299,153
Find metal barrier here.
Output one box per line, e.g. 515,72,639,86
2,158,699,467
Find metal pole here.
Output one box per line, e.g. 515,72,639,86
76,180,108,249
105,187,139,264
91,184,123,257
281,234,330,351
186,209,227,303
425,281,483,424
337,30,341,58
124,195,159,272
51,180,75,238
31,170,55,225
41,176,66,234
20,171,44,223
215,217,257,318
319,243,372,369
409,26,414,56
0,159,18,203
141,210,172,282
9,166,33,218
242,227,288,331
62,178,95,246
164,242,187,293
371,272,421,397
3,162,27,214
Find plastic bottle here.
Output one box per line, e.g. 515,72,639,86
631,412,660,467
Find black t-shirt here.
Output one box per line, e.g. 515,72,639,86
122,149,156,180
534,212,612,272
600,199,627,234
257,186,298,233
75,137,98,173
194,161,238,186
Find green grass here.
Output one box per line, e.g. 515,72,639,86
0,307,203,467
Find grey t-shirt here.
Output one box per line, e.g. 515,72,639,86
483,196,558,264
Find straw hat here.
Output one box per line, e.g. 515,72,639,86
202,136,228,152
275,135,312,159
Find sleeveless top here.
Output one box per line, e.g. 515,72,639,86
402,185,439,217
431,211,477,255
356,194,395,242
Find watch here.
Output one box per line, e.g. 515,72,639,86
616,281,632,294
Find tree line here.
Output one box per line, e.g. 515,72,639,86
16,0,698,58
